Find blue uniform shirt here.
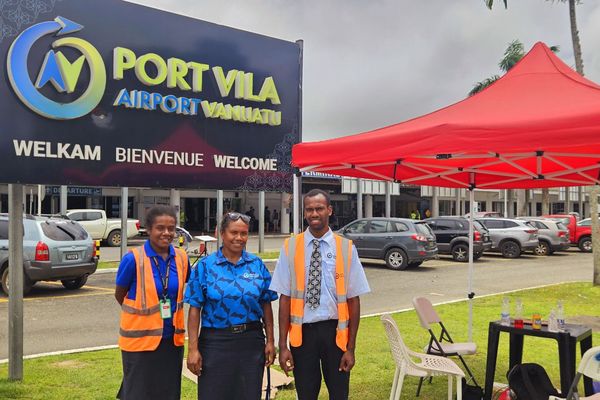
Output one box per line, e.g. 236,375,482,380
184,248,278,328
269,228,370,323
116,241,189,339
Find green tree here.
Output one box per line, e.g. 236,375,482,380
469,40,558,96
485,1,583,74
484,0,584,222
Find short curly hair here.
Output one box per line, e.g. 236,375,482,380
145,205,177,229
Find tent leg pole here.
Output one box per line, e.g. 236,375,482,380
468,187,475,342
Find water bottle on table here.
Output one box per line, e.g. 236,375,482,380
556,300,566,331
501,297,511,326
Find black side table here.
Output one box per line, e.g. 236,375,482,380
483,320,593,400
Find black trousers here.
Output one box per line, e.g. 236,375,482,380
118,339,183,400
291,320,350,400
197,328,266,400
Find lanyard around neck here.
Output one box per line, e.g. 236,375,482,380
151,256,170,300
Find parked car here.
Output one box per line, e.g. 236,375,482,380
516,217,570,256
574,218,593,252
464,211,503,218
543,214,592,252
423,217,492,262
476,218,539,258
0,214,98,295
65,209,140,247
337,217,438,270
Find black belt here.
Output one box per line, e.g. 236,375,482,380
205,321,263,334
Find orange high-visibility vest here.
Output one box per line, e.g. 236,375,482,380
285,232,352,351
118,246,188,352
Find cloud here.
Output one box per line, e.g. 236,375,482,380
130,0,600,141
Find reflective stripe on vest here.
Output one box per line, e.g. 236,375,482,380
286,232,352,351
118,246,188,352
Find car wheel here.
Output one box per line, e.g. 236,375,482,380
534,241,550,256
107,230,122,247
451,243,469,262
408,261,423,268
474,252,483,260
500,240,521,258
1,264,33,296
578,236,592,253
384,248,409,271
61,275,88,290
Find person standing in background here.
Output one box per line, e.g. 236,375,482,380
272,209,279,232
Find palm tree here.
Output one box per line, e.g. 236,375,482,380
484,0,507,9
469,40,523,96
485,0,585,211
485,1,583,75
469,40,559,96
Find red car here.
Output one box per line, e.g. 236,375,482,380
543,214,592,252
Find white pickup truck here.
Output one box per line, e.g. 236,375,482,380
66,209,140,247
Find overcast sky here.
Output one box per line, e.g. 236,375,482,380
132,0,600,142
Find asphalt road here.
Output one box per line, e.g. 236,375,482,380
0,249,593,359
99,235,288,262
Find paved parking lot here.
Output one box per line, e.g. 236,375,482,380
98,235,287,262
0,248,592,359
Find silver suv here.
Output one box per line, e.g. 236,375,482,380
477,218,539,258
338,217,438,270
517,217,570,256
0,215,98,295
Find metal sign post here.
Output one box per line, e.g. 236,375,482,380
217,190,224,248
8,183,24,380
259,191,265,253
120,187,128,259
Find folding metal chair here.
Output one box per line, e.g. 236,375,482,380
412,296,479,396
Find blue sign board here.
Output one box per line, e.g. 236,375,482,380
0,0,301,191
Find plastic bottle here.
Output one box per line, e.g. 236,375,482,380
501,297,511,326
548,309,558,332
556,300,566,331
514,299,524,329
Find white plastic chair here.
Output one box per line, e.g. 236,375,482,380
380,314,464,400
549,346,600,400
413,296,479,394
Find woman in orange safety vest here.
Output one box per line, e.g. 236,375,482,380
115,205,189,400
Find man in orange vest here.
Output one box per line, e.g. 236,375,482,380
270,189,370,400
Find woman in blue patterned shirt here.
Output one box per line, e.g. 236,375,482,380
185,212,278,400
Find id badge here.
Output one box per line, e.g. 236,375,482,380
159,299,172,319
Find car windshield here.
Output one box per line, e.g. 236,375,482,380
547,217,571,225
40,221,89,241
557,222,568,230
415,222,433,236
473,220,487,232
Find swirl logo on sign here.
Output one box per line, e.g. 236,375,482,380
7,16,106,120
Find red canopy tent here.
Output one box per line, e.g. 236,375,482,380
292,42,600,189
291,42,600,342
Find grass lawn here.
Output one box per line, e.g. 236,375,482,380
257,250,280,260
97,261,118,270
1,282,598,399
